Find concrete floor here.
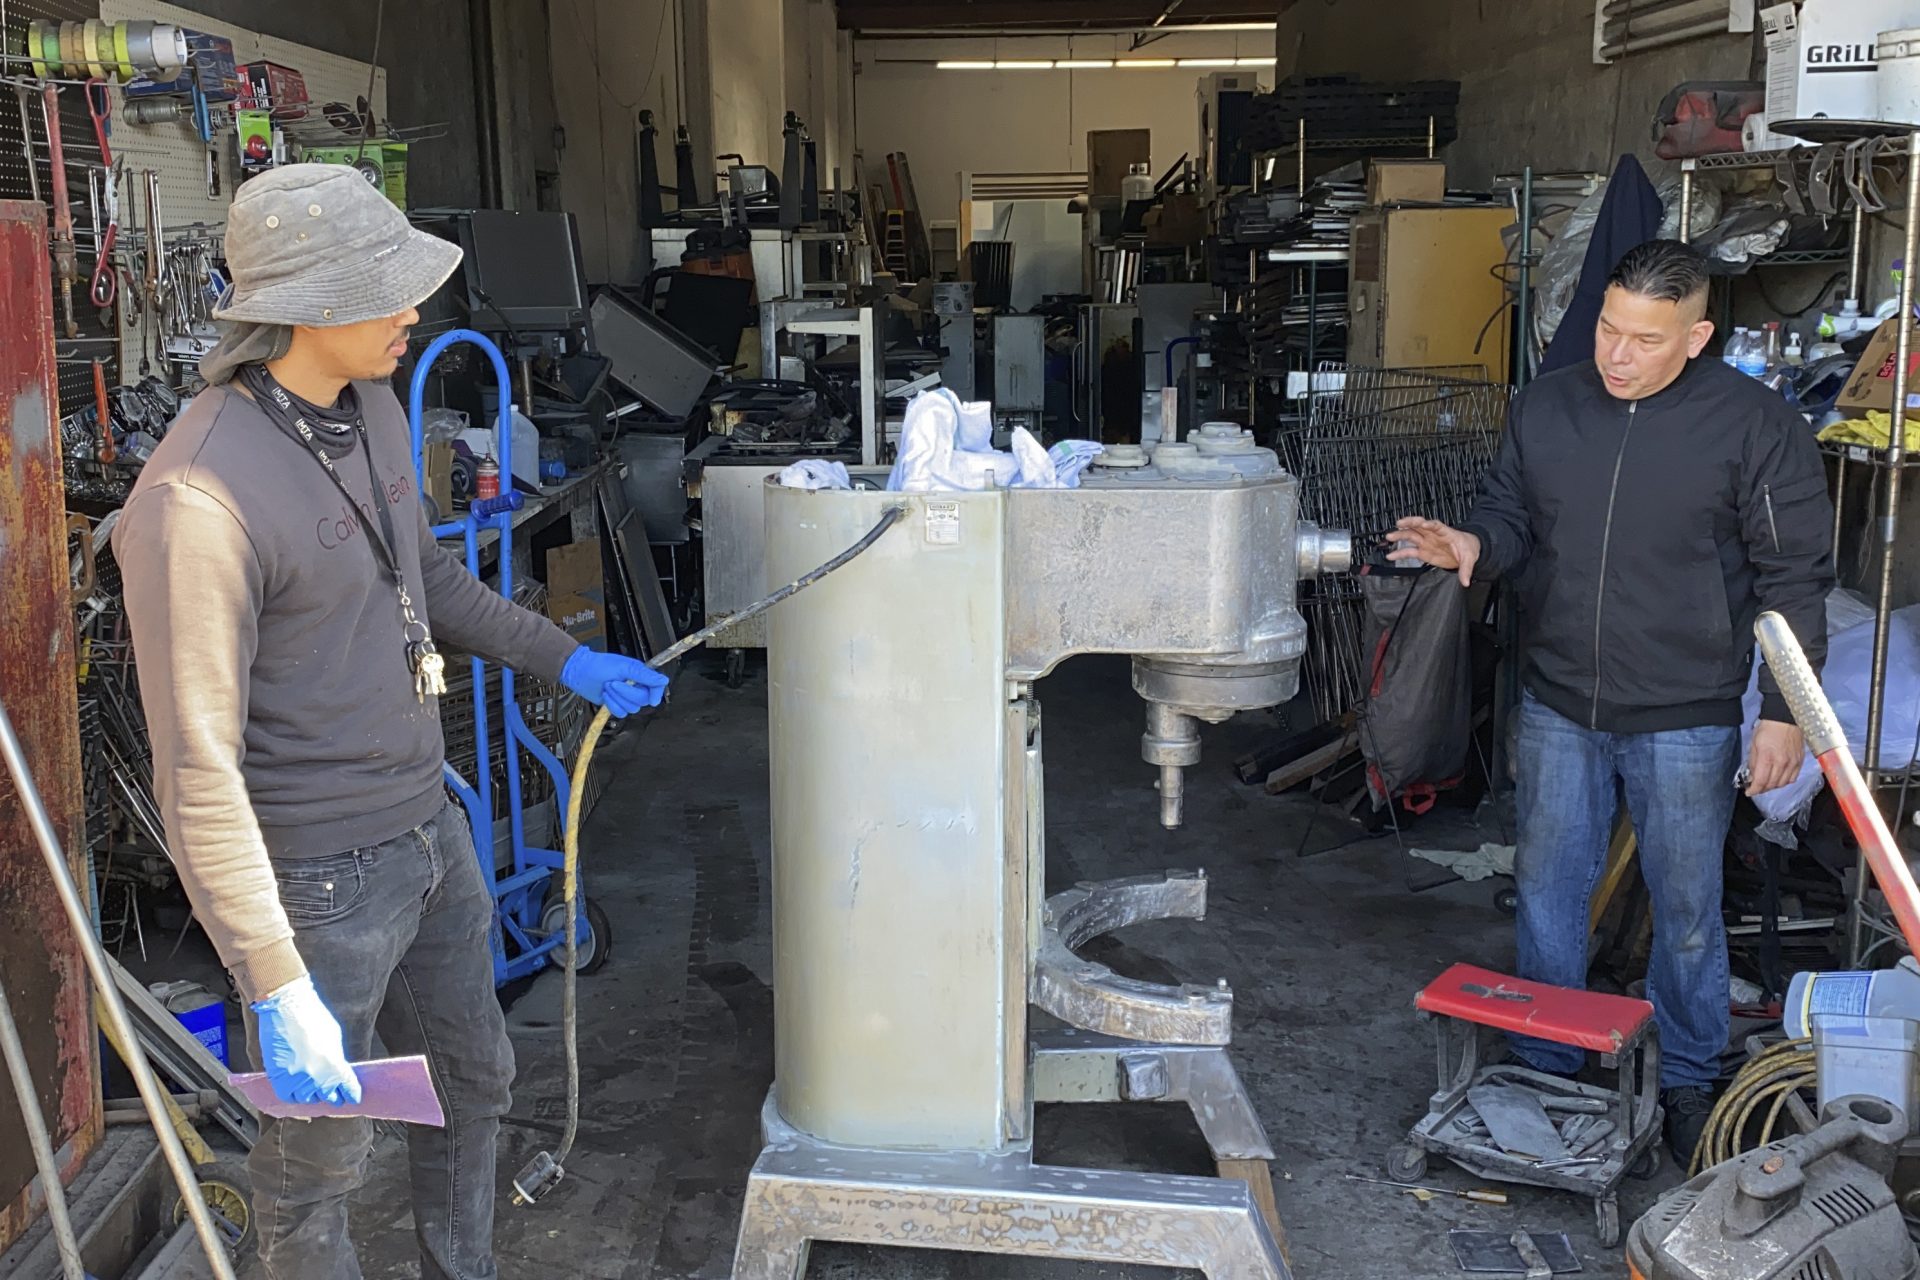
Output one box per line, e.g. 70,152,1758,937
343,654,1680,1279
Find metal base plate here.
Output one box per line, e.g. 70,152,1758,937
730,1096,1293,1279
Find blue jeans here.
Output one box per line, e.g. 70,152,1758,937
244,800,512,1280
1509,692,1739,1088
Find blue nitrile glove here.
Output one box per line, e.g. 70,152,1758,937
560,646,668,718
251,974,362,1106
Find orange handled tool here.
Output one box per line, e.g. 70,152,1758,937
1755,611,1920,953
42,83,78,338
91,359,115,464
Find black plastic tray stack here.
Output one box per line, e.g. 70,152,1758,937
1247,76,1461,154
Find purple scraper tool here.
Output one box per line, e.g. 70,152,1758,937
230,1054,445,1126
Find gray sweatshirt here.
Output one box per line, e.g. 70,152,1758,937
112,380,578,1000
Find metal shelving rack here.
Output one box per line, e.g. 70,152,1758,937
1262,117,1440,198
1261,244,1349,414
1684,137,1920,962
1679,148,1871,294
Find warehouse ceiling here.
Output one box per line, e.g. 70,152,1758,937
838,1,1283,33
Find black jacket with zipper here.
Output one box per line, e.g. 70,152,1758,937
1458,355,1833,735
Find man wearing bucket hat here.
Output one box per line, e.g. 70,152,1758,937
112,165,665,1279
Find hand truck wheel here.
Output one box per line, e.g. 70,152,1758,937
541,894,613,974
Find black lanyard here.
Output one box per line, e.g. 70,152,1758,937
242,365,447,701
246,366,404,586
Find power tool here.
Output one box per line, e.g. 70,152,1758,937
1627,1095,1918,1280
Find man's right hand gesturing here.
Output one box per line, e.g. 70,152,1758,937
1387,517,1483,587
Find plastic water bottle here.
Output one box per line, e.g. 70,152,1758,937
1785,957,1920,1038
1723,326,1750,370
1737,328,1769,378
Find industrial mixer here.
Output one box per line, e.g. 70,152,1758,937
731,442,1350,1277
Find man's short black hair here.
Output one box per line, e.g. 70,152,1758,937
1607,238,1710,309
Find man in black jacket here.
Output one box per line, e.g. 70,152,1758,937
1390,239,1832,1163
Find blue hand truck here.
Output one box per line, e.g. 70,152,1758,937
407,328,606,987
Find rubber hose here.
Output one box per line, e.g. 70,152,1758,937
1689,1039,1815,1176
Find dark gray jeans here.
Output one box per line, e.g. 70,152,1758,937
244,799,512,1280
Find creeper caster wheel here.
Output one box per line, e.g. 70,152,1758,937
1595,1195,1621,1247
1386,1142,1427,1183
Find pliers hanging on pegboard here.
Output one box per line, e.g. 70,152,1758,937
88,162,119,317
83,80,119,318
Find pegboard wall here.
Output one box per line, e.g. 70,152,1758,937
96,0,388,234
1,0,124,416
0,0,386,412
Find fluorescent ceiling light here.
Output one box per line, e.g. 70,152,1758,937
1237,56,1278,66
1177,58,1237,67
1057,59,1113,69
936,60,996,69
995,59,1054,69
1116,58,1176,68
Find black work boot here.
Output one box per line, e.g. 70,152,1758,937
1662,1085,1715,1167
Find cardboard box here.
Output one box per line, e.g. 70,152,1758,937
1367,159,1447,205
240,61,309,113
546,539,608,652
423,441,454,522
1762,0,1916,145
1837,318,1920,415
300,142,409,207
1087,129,1152,200
125,31,241,102
1348,206,1515,382
1146,192,1208,247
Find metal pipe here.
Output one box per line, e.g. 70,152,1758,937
1516,166,1534,391
1850,203,1867,302
1601,20,1737,58
1600,0,1721,17
0,980,85,1280
1853,130,1920,960
1679,163,1695,244
1297,117,1305,196
0,700,238,1280
469,0,502,207
1864,131,1920,781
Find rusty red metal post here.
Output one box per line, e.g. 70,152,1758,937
0,199,99,1253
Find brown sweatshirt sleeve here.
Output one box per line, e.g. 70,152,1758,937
115,482,307,1002
415,503,579,684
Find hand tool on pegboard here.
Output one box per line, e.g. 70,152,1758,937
143,169,166,373
13,85,41,204
89,160,119,321
191,78,219,199
41,84,79,338
91,360,116,464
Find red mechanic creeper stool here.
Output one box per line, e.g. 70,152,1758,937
1388,963,1664,1246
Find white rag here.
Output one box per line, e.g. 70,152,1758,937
1408,842,1516,883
